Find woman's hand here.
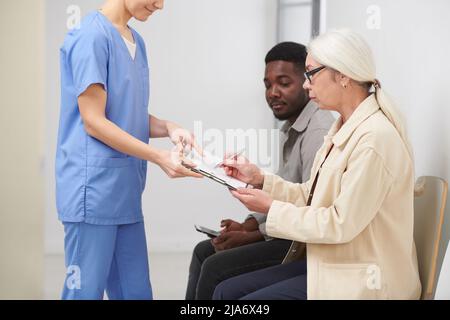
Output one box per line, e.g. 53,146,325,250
166,121,203,155
155,144,203,179
230,188,273,214
222,156,264,188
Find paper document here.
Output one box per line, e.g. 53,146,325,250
184,149,248,190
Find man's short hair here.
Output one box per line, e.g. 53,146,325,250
265,42,308,74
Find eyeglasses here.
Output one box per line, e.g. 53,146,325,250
304,65,326,83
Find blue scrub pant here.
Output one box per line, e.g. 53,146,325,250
61,221,152,300
212,259,307,300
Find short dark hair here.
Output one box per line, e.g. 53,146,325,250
265,42,307,74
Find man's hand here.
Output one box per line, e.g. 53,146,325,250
220,218,259,232
212,231,264,251
220,219,245,232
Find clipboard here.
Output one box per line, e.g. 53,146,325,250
182,149,248,190
187,166,242,190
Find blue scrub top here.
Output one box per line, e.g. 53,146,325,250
56,11,150,225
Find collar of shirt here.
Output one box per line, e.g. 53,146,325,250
280,100,319,135
330,94,380,147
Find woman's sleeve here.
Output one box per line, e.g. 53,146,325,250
265,146,394,244
262,174,310,206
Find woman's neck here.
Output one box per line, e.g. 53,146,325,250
100,0,132,29
339,88,370,124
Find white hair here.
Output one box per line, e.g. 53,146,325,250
308,28,413,160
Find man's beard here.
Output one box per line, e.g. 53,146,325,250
273,106,302,121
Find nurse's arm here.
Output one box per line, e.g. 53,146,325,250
78,84,202,178
148,115,170,138
149,114,203,155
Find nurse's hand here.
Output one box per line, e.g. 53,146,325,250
155,145,203,179
229,188,273,214
222,156,264,188
166,121,203,156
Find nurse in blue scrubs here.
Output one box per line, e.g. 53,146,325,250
56,0,202,299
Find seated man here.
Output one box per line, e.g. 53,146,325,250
185,42,334,300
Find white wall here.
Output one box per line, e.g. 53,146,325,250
278,0,312,44
44,0,278,254
325,0,450,297
0,0,45,298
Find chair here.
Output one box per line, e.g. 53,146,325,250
414,176,448,300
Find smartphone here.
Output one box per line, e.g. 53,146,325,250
194,224,220,238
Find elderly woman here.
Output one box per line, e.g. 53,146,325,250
214,29,421,300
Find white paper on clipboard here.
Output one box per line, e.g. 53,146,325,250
183,149,248,190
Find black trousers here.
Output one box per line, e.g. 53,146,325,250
186,238,291,300
212,259,307,300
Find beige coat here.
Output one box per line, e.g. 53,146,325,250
263,94,421,299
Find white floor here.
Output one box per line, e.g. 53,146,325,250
44,252,192,300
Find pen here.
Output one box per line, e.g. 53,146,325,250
214,149,245,168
